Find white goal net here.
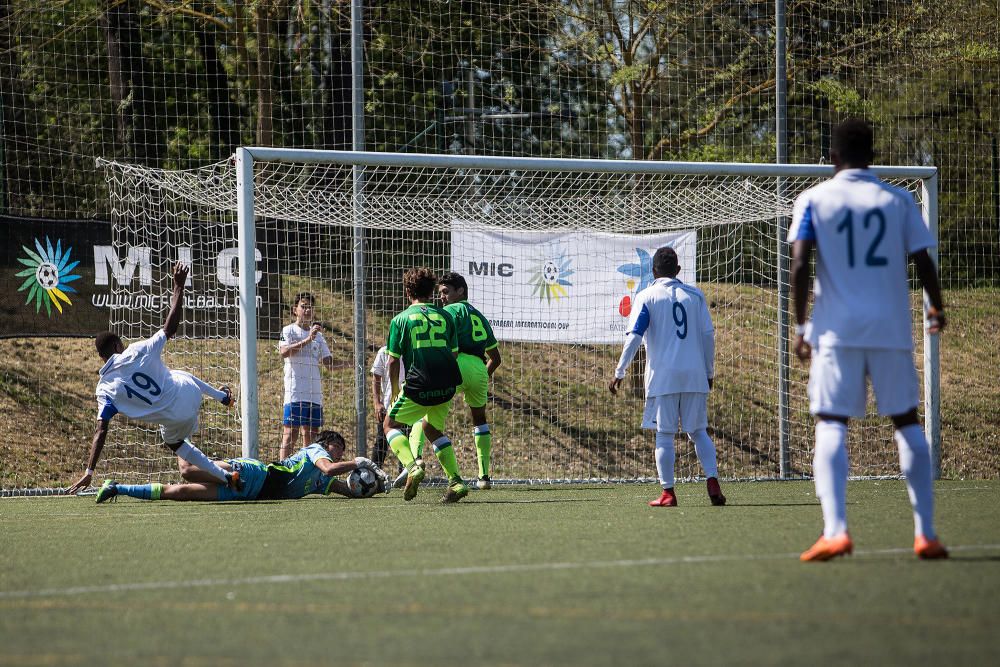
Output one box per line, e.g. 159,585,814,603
99,151,938,485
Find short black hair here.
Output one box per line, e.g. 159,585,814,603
95,331,122,359
652,246,679,278
437,271,468,298
291,292,314,311
403,267,437,300
832,118,874,166
316,430,346,450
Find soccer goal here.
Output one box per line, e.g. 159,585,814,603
100,150,939,485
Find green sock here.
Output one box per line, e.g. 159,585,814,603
409,419,426,459
387,430,417,470
150,483,163,501
432,436,461,482
474,425,492,478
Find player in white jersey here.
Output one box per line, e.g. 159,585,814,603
609,247,726,508
370,345,406,468
789,119,948,561
66,262,240,495
278,292,334,459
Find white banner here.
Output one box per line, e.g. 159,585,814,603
451,222,697,344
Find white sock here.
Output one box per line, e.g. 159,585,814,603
813,420,849,538
895,424,936,539
189,375,227,402
655,431,676,489
174,440,228,484
690,429,718,479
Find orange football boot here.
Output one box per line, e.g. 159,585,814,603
914,535,949,559
800,533,854,561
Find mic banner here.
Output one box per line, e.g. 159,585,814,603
451,221,697,344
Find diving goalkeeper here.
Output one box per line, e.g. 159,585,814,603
93,430,389,502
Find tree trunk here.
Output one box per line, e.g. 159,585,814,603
255,1,275,146
195,18,242,159
102,0,165,165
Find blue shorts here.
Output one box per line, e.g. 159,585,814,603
283,402,323,427
215,459,268,501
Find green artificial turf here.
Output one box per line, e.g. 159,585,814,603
2,480,999,666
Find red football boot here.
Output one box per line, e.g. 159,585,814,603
649,488,678,507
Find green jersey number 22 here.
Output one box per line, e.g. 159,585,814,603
410,313,448,349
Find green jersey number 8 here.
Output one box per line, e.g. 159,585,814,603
410,313,448,349
470,314,488,342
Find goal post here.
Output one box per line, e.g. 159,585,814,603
101,150,939,484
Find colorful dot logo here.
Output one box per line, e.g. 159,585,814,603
15,237,82,316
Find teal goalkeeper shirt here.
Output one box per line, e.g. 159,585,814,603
267,444,337,499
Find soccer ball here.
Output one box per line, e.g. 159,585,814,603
542,260,560,284
347,467,379,498
36,263,59,289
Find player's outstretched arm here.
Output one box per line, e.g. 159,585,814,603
911,249,946,334
790,239,814,362
163,261,189,340
67,418,111,494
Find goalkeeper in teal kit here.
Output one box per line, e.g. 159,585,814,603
94,430,389,502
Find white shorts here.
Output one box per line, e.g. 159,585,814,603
156,377,204,443
808,346,919,418
641,393,708,434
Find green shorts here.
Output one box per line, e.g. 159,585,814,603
456,352,489,408
388,393,453,431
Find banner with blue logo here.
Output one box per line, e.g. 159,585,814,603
451,221,697,344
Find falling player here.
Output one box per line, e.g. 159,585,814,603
67,262,239,495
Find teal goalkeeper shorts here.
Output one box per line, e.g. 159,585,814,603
456,352,489,409
215,458,268,501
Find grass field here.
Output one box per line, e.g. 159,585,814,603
2,480,999,666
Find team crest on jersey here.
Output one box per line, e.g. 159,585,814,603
528,247,573,302
615,248,656,317
14,237,82,316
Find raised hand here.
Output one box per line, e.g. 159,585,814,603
172,262,189,291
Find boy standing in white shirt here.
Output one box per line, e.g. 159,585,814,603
278,293,334,459
789,118,948,561
609,247,725,508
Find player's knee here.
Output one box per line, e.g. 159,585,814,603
688,428,711,442
177,458,197,480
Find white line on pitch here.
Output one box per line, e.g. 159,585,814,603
3,544,999,600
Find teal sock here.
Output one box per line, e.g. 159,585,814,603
118,483,163,500
118,484,152,500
